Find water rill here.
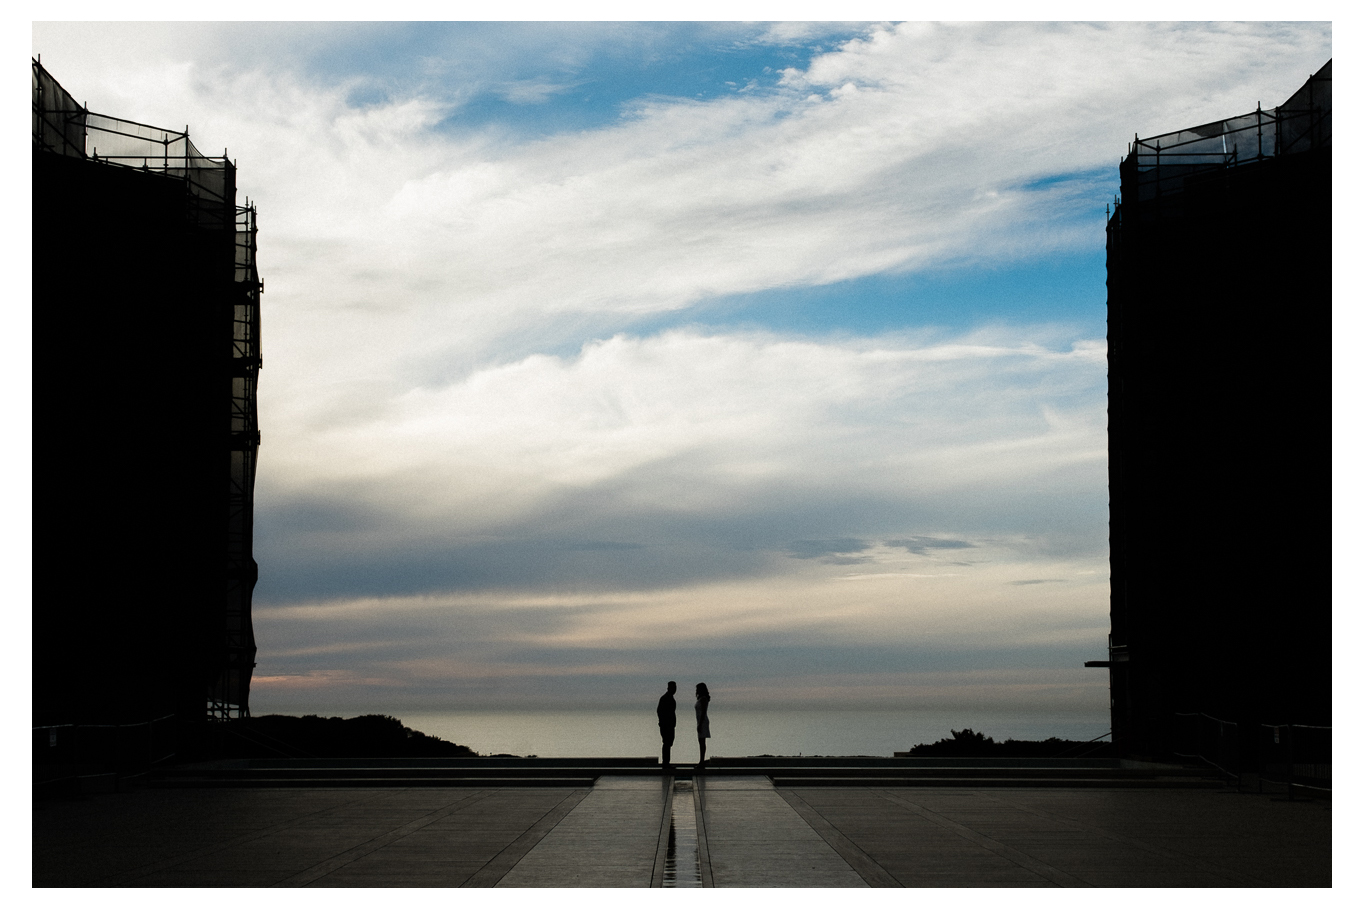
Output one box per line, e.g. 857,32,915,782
662,780,701,887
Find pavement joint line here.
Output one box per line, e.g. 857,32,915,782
977,791,1266,887
276,788,497,887
693,776,714,887
648,774,675,887
879,791,1089,887
90,787,399,887
462,787,592,887
776,788,901,887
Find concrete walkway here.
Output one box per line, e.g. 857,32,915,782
700,776,867,886
32,778,1330,887
494,777,665,887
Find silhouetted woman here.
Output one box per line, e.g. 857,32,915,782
695,682,711,769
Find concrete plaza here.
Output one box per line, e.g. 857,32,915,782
33,775,1330,887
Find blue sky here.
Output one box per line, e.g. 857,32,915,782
32,21,1331,718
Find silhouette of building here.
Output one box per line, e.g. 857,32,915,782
32,59,261,770
1099,61,1330,776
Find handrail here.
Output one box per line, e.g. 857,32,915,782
1052,730,1112,758
33,713,176,732
1172,712,1330,794
34,714,181,791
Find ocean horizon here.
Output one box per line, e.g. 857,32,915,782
250,704,1111,759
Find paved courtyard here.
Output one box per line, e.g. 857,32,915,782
33,775,1330,887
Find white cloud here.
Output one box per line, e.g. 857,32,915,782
34,22,1329,396
259,327,1106,525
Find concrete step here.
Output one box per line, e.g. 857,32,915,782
157,765,617,780
771,775,1224,788
740,765,1167,779
152,775,597,788
146,756,1221,789
232,757,658,769
714,757,1119,768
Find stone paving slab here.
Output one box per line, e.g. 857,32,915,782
698,775,867,887
495,776,668,887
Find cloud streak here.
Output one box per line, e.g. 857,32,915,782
252,327,1108,603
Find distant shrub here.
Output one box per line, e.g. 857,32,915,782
902,728,1112,758
221,713,478,758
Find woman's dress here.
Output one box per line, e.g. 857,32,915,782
695,699,710,739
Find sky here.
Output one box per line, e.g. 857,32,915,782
30,20,1333,719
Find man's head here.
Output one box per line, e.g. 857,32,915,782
667,681,677,694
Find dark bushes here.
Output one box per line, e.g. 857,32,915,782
220,714,477,758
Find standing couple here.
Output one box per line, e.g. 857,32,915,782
656,680,710,770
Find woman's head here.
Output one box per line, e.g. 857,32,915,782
696,682,709,700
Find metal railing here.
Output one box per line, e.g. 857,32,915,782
1173,711,1241,783
1259,722,1331,796
1173,712,1331,795
33,58,236,230
1120,63,1329,207
34,714,179,791
1051,730,1113,758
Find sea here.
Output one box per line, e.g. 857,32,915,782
254,705,1110,758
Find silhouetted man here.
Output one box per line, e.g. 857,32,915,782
657,681,677,769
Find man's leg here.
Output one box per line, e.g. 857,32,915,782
661,727,674,767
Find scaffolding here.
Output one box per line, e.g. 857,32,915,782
219,202,263,720
33,58,261,722
1119,60,1331,206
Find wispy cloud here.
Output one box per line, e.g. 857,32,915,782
492,78,584,105
251,327,1108,604
787,540,870,560
887,536,977,556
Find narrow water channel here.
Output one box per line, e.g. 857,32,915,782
662,780,701,887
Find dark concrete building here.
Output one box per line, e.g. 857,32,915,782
32,59,262,781
1100,61,1330,782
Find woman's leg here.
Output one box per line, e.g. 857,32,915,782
698,737,706,767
